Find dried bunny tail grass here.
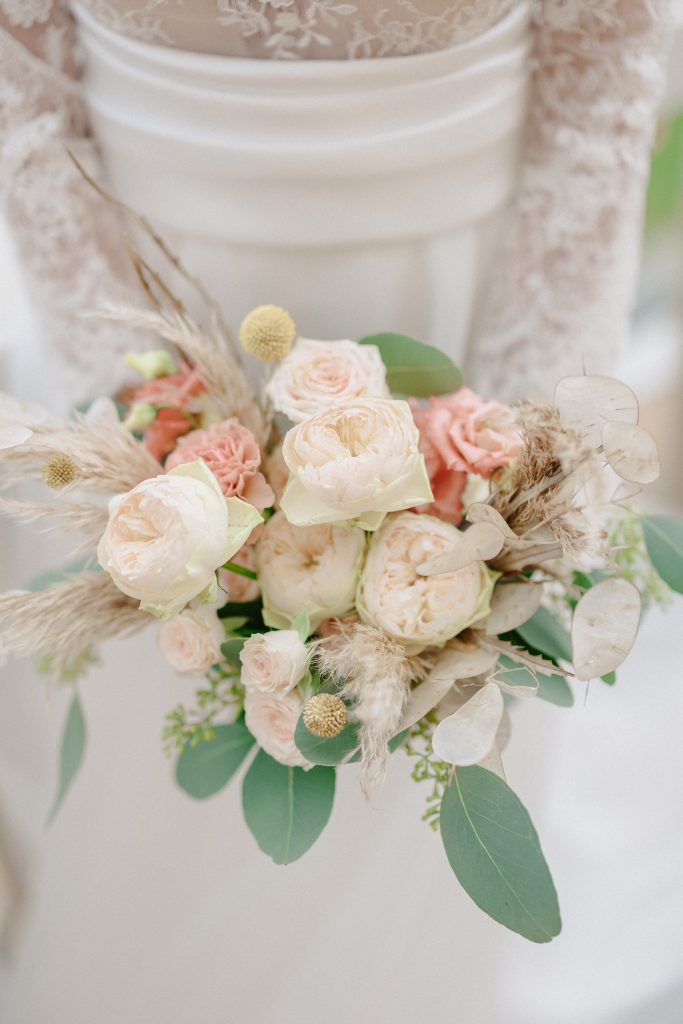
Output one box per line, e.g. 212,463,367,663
0,399,161,495
315,623,418,797
0,497,108,552
100,306,267,443
0,572,149,674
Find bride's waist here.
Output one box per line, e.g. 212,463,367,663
73,2,532,246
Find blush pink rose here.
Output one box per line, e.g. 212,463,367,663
165,419,274,511
410,388,521,523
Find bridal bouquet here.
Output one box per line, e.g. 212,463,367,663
1,216,681,944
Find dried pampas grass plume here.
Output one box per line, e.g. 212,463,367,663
315,623,418,796
0,398,161,496
0,572,149,677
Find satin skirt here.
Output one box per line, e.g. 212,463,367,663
72,0,531,360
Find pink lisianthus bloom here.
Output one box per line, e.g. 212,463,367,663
144,407,194,461
165,418,274,511
410,388,521,523
134,361,204,408
132,362,204,460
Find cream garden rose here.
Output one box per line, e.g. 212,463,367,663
240,630,309,695
357,512,495,653
98,459,262,618
280,398,432,530
158,605,225,674
244,690,311,768
265,338,388,423
256,511,365,630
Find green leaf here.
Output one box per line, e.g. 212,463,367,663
220,616,249,634
221,637,246,667
440,766,561,943
496,655,538,692
295,715,359,765
536,672,574,707
515,607,572,664
640,514,683,594
601,671,617,686
218,599,264,630
358,332,462,397
294,712,408,766
47,694,86,824
292,612,310,642
242,751,335,864
176,721,255,799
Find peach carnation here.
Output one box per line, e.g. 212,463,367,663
410,388,521,523
132,361,204,460
166,419,274,511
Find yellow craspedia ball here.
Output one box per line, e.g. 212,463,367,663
239,305,296,361
302,693,348,739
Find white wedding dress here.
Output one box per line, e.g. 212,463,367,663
0,2,678,1023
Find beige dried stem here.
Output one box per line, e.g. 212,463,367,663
0,572,150,675
67,151,267,443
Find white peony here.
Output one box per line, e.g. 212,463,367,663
256,510,365,631
280,398,432,530
265,337,388,423
240,630,309,695
158,605,225,674
357,512,495,653
244,690,311,768
98,459,262,619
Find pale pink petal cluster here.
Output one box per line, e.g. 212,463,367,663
265,338,389,423
166,418,274,511
158,606,225,674
356,512,495,653
132,362,204,460
240,630,309,695
244,690,311,768
410,388,521,523
280,398,432,529
256,511,365,630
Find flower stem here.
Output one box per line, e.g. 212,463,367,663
223,561,258,581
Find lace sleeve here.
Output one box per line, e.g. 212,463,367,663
466,0,672,401
0,1,141,407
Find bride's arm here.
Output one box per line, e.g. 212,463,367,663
466,0,672,401
0,1,138,404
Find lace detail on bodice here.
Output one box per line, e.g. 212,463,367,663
466,0,672,399
75,0,516,60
